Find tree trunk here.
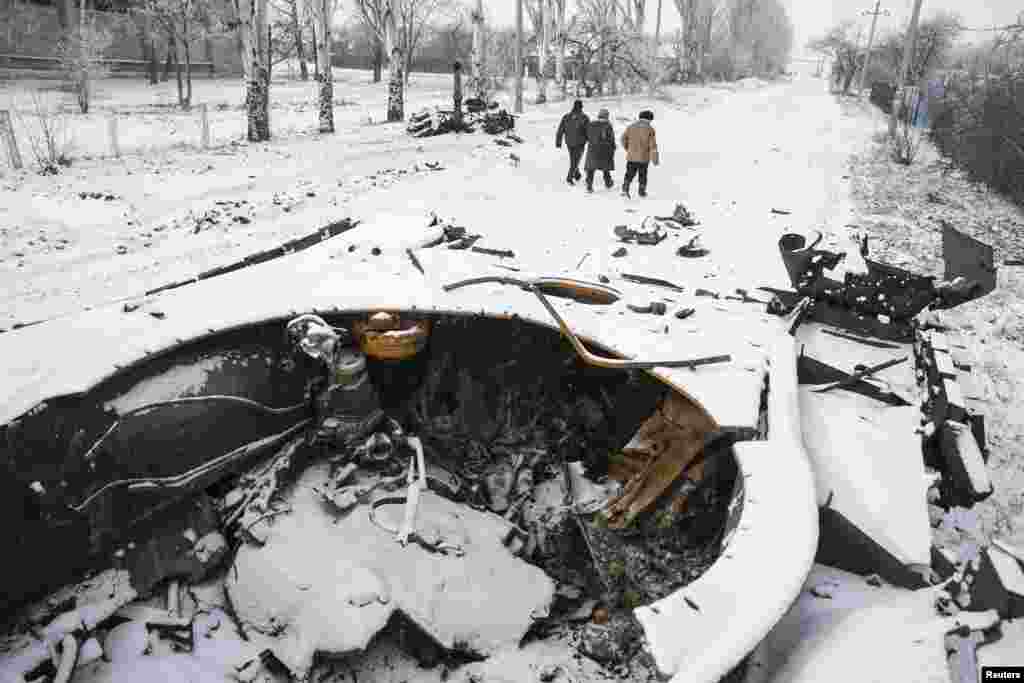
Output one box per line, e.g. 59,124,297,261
387,47,404,121
650,0,662,94
513,0,523,113
58,0,75,33
147,40,159,84
452,61,463,127
184,39,193,109
314,0,333,132
175,42,185,107
236,0,270,141
311,22,319,79
372,37,383,83
163,44,173,81
260,6,270,135
385,3,404,122
608,3,617,96
77,0,90,114
203,11,215,74
293,0,309,80
138,15,158,85
535,0,548,104
555,0,566,96
471,0,484,98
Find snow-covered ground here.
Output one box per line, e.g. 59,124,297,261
3,68,1022,681
0,70,854,330
841,97,1024,552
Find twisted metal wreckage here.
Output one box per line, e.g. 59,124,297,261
0,210,1018,683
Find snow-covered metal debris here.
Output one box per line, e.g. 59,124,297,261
775,225,997,338
406,104,516,138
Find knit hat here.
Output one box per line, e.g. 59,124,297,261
597,108,610,120
639,110,654,121
572,99,583,112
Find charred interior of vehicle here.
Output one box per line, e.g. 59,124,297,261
0,310,744,682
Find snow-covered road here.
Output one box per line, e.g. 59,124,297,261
0,74,874,329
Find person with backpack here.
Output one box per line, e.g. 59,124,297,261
620,110,659,198
583,108,616,193
555,100,590,185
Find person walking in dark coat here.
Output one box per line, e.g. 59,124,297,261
620,110,659,198
555,100,589,185
584,108,616,193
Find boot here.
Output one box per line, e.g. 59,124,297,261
638,186,647,198
604,175,614,190
621,184,630,198
574,169,582,181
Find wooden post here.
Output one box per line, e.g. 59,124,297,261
200,103,210,148
0,110,23,170
453,61,463,128
108,113,120,158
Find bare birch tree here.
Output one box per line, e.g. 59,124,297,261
536,0,549,102
526,0,552,102
268,0,310,79
650,0,662,93
139,0,219,109
311,0,334,131
384,1,404,121
551,0,567,94
470,0,485,97
234,0,271,140
354,0,449,121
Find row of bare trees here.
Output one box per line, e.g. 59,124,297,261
4,0,794,156
809,12,963,95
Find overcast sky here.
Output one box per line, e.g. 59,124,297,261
485,0,1023,59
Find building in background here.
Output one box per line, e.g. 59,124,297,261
0,0,243,78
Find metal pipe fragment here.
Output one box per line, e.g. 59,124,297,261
532,287,730,370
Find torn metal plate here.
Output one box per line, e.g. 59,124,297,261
943,223,996,298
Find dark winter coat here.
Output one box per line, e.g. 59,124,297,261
584,120,616,171
556,111,590,148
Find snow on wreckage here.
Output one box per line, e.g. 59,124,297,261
0,206,1007,683
0,208,806,683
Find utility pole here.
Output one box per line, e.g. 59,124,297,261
890,0,924,133
514,0,523,113
856,0,890,95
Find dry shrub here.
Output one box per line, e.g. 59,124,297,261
58,20,113,115
15,93,73,175
891,117,923,165
929,71,1024,205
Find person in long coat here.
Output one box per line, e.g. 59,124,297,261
555,99,590,185
583,108,616,193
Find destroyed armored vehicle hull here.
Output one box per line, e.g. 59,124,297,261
0,217,819,683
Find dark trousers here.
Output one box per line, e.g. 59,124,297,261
585,168,614,189
623,161,649,192
566,145,584,181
